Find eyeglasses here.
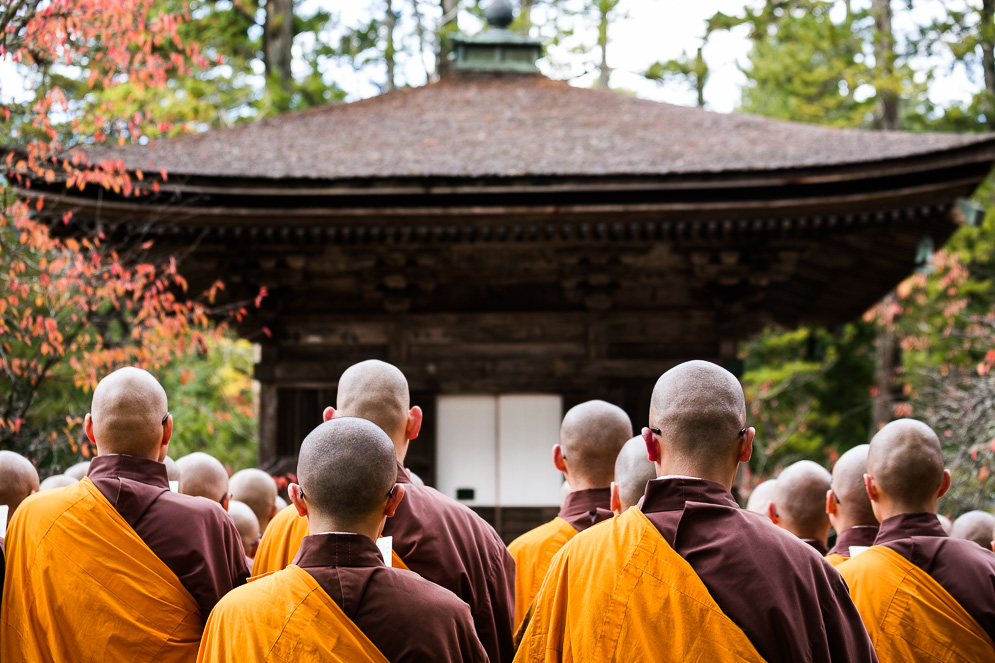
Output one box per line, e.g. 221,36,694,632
645,426,749,437
218,492,229,507
829,478,841,504
162,412,170,425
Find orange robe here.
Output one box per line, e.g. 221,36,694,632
197,564,388,663
253,505,407,574
838,545,995,662
508,517,577,632
515,508,766,662
825,552,847,567
0,478,203,663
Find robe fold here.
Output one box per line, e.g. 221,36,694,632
253,505,408,574
197,564,389,663
515,506,767,662
509,488,612,632
838,544,995,662
1,478,203,663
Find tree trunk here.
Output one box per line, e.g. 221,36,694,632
385,0,397,92
596,3,610,88
436,0,459,78
871,0,898,130
872,322,901,430
263,0,294,93
695,46,705,108
520,0,535,31
982,0,995,130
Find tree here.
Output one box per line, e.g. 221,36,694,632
0,0,262,472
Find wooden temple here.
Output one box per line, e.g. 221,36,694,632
23,18,995,538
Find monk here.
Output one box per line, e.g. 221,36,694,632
255,360,516,663
1,367,249,662
768,460,833,554
38,474,78,491
610,436,658,515
164,455,180,490
938,513,954,534
517,360,876,663
838,419,995,662
745,478,777,514
177,452,230,510
508,400,631,631
198,418,486,663
951,510,995,549
228,500,260,569
229,468,279,533
0,451,39,530
825,444,878,565
64,460,90,480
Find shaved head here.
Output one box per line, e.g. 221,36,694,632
937,513,953,535
163,456,180,482
773,461,832,540
228,500,260,557
39,474,78,491
830,445,876,528
560,400,632,488
614,436,656,512
0,451,39,515
64,461,90,480
746,479,778,514
867,419,945,511
230,469,278,532
951,510,995,549
89,367,169,457
297,417,398,529
176,452,229,504
336,360,410,441
649,361,747,475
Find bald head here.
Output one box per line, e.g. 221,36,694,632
64,461,90,480
297,417,398,530
176,452,229,506
230,469,278,532
938,513,953,535
951,510,995,549
228,500,260,558
88,367,169,458
0,451,39,516
163,456,180,482
649,361,747,478
559,400,632,489
829,445,876,530
867,419,946,513
746,479,778,514
613,436,656,512
39,474,78,491
336,360,410,443
772,461,832,542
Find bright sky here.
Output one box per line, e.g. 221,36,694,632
0,0,980,115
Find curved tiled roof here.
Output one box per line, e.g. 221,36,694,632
91,74,992,181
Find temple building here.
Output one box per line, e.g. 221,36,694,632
25,13,995,538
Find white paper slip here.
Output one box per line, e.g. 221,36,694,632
849,546,871,558
169,481,179,493
377,536,393,568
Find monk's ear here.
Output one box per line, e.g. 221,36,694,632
864,473,878,503
405,406,423,441
936,469,952,499
826,489,838,517
384,484,405,518
161,413,172,447
766,501,779,525
552,444,567,473
84,413,96,445
737,427,755,463
610,481,622,516
221,493,230,512
322,407,336,422
289,484,308,518
642,427,660,463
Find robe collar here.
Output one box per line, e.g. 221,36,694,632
827,525,879,558
874,512,947,546
394,459,412,485
639,476,739,513
293,532,385,569
88,454,169,490
800,538,829,556
559,487,613,531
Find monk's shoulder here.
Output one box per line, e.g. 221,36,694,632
157,491,240,534
408,484,506,548
378,566,476,620
936,536,995,573
551,514,618,561
509,518,571,556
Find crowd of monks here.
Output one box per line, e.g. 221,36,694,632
1,359,994,661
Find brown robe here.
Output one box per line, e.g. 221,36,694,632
640,477,877,663
874,512,995,643
88,454,250,617
384,461,516,663
802,538,830,556
293,533,488,663
558,488,614,532
827,525,879,559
